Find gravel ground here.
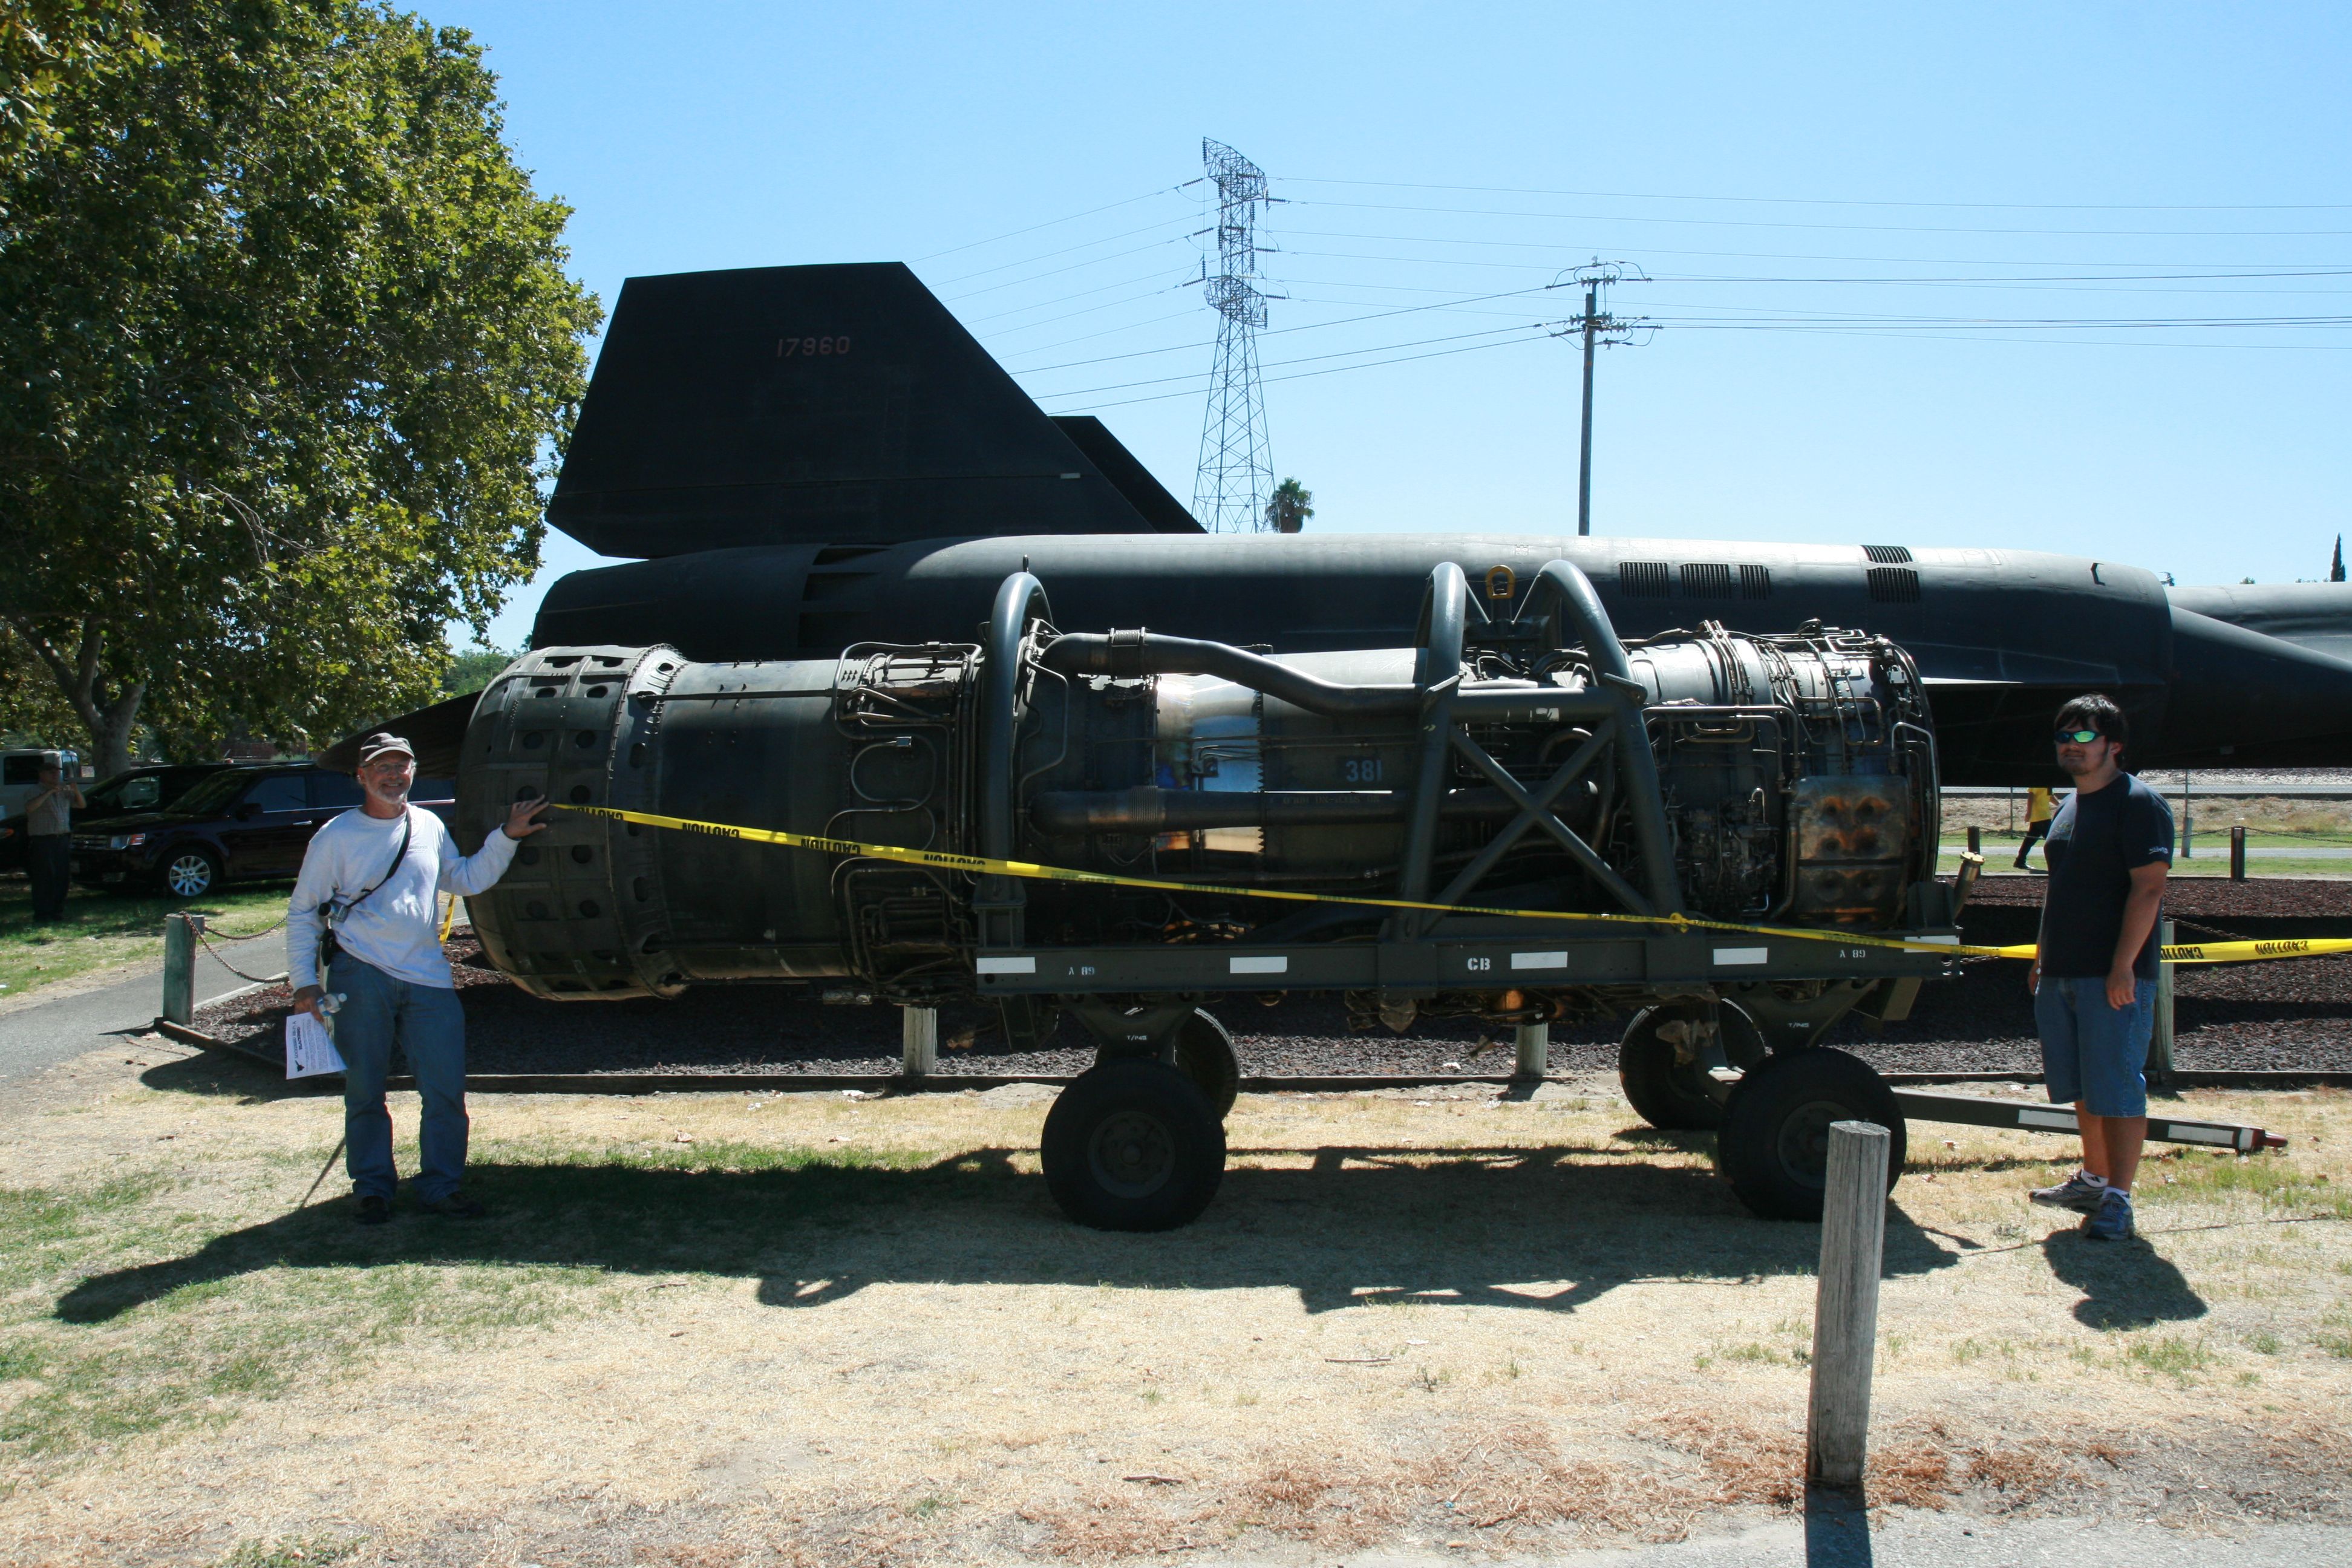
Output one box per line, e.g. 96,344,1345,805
191,877,2352,1078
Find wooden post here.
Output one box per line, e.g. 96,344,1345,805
1807,1120,1889,1489
2149,917,2175,1086
160,912,202,1027
1965,824,1980,857
2230,824,2246,881
1514,1022,1549,1079
901,1005,938,1080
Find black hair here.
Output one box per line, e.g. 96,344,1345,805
2055,693,2128,750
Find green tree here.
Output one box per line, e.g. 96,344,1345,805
1266,477,1314,534
0,1,599,776
440,642,518,697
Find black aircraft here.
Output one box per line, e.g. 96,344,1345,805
354,261,2352,783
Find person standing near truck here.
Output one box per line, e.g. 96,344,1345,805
24,758,84,921
287,733,547,1225
2027,696,2172,1241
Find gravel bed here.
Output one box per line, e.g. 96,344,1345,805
190,878,2352,1079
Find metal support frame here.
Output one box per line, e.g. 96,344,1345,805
977,571,1051,949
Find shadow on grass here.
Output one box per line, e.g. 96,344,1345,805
55,1138,1964,1326
2039,1228,2208,1329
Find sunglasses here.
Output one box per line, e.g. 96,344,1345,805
2053,729,2107,745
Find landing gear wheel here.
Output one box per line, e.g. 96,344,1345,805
1173,1008,1240,1120
1042,1058,1226,1232
1716,1048,1906,1221
159,847,220,900
1618,1002,1763,1131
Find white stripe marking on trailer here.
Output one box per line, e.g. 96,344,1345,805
1512,951,1568,970
976,956,1036,975
2165,1125,2235,1146
1230,955,1288,975
2019,1108,2076,1130
1713,947,1769,965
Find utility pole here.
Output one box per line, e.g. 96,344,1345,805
1552,260,1650,537
1194,139,1276,532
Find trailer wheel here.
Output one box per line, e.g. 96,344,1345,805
1618,1002,1762,1131
1717,1048,1906,1221
1174,1008,1240,1120
1042,1059,1226,1232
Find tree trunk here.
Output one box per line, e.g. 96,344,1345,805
5,615,147,778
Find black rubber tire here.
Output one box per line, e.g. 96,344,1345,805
1717,1048,1906,1221
1617,1002,1760,1131
1042,1059,1226,1232
157,845,221,900
1174,1008,1240,1120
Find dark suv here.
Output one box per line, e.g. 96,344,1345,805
71,766,457,898
0,763,232,875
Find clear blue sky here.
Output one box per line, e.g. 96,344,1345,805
433,1,2352,650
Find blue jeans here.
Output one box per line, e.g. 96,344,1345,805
2034,975,2154,1119
332,956,469,1202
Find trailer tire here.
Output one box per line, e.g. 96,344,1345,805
1042,1059,1226,1232
1618,1002,1762,1131
1174,1008,1240,1120
1717,1047,1905,1221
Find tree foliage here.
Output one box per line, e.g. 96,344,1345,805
0,0,599,774
1266,477,1313,534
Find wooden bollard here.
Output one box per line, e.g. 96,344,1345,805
1807,1120,1889,1489
161,912,201,1027
1965,824,1981,857
1514,1022,1549,1079
2229,824,2246,881
901,1005,938,1080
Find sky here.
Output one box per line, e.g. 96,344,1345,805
430,1,2352,651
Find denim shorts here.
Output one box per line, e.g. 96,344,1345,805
2034,975,2154,1118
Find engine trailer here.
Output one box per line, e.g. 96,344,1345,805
451,560,2252,1230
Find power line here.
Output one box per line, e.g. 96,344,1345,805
1283,175,2352,214
912,183,1197,263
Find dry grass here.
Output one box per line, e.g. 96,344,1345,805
0,1050,2347,1565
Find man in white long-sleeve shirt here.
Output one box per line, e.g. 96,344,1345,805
288,731,547,1224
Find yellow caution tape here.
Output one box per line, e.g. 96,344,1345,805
1991,938,2352,965
563,805,2347,969
563,803,1999,958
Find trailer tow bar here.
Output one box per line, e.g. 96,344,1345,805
1891,1089,2288,1154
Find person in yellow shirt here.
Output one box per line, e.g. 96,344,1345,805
2015,785,2060,871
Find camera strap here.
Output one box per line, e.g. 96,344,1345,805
327,809,413,929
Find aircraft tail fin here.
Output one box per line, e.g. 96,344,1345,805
548,263,1201,558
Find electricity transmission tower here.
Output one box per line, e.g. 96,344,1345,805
1194,139,1276,533
1551,260,1651,537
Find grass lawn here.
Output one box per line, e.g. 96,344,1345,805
0,877,290,1002
1,1057,2347,1563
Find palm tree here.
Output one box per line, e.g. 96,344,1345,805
1265,477,1315,534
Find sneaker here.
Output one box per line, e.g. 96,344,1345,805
2082,1188,2135,1241
354,1195,392,1226
420,1190,486,1218
2030,1171,2108,1213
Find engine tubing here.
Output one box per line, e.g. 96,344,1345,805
1397,563,1471,912
982,570,1053,861
1517,558,1636,688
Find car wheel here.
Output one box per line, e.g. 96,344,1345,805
160,847,221,900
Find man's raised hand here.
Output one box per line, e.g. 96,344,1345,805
505,795,552,840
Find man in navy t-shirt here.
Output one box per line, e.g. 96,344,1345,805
2027,694,2173,1241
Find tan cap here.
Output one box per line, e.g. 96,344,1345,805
355,733,415,766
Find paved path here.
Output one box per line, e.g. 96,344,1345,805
1335,1508,2349,1567
0,926,286,1085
